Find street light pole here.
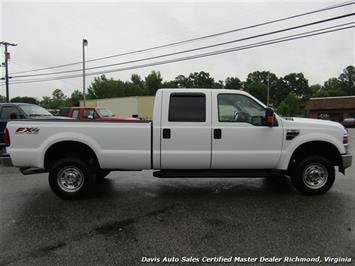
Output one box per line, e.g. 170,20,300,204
82,39,88,107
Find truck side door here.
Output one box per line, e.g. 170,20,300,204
160,90,212,169
211,92,283,169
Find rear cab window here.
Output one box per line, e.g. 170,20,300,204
168,93,206,122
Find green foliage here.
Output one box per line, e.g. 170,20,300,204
245,71,278,104
145,71,162,95
11,96,39,105
339,65,355,95
225,77,241,90
282,73,310,100
87,75,126,99
276,92,305,117
66,90,83,106
13,65,354,114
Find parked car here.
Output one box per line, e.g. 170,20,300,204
343,117,355,128
59,106,139,121
1,89,352,199
0,103,69,147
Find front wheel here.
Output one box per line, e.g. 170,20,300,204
291,155,335,195
48,157,96,199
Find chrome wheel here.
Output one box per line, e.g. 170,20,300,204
57,166,84,193
302,163,328,189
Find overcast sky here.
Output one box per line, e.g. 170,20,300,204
1,0,354,99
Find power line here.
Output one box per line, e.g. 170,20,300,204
10,0,355,75
12,12,355,79
8,24,355,85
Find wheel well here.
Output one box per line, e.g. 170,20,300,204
288,141,342,171
44,141,100,170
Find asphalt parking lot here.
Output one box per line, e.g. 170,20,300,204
0,130,354,266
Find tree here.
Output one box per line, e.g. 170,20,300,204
145,71,162,95
52,89,66,100
187,71,215,88
131,74,144,88
40,89,68,109
173,75,190,88
224,77,241,90
338,65,355,95
245,71,278,104
67,90,83,106
276,92,305,117
282,73,310,100
314,77,344,97
161,80,179,88
11,96,39,105
87,75,126,99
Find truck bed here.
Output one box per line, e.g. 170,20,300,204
6,120,152,170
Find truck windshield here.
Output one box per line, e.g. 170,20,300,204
97,108,114,117
21,105,53,117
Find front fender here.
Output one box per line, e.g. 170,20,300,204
278,133,344,170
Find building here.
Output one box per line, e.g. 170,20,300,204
80,96,155,120
305,96,355,122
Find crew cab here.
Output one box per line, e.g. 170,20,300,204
59,106,139,121
2,89,352,199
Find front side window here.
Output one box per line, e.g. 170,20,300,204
168,93,206,122
83,109,95,119
218,94,266,126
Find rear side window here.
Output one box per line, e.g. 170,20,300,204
0,106,20,119
168,93,206,122
71,110,79,119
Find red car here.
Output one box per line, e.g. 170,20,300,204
59,107,139,121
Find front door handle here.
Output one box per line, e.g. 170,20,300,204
214,129,222,139
163,128,171,139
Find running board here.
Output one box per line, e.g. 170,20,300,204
153,169,282,178
20,167,47,175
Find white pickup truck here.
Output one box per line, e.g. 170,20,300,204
1,89,352,199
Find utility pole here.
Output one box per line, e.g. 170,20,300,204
0,41,17,102
267,73,270,107
82,39,88,107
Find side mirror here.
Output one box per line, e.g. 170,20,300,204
87,115,94,120
10,112,18,120
265,107,274,127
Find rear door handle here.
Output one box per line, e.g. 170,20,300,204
163,128,171,139
214,129,222,139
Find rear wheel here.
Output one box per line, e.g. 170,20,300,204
48,157,96,199
291,155,335,195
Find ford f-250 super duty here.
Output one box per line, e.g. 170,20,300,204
1,89,352,199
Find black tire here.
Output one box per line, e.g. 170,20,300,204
96,170,111,179
48,157,96,200
290,155,335,195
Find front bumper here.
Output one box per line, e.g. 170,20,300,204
0,154,13,167
342,153,352,169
